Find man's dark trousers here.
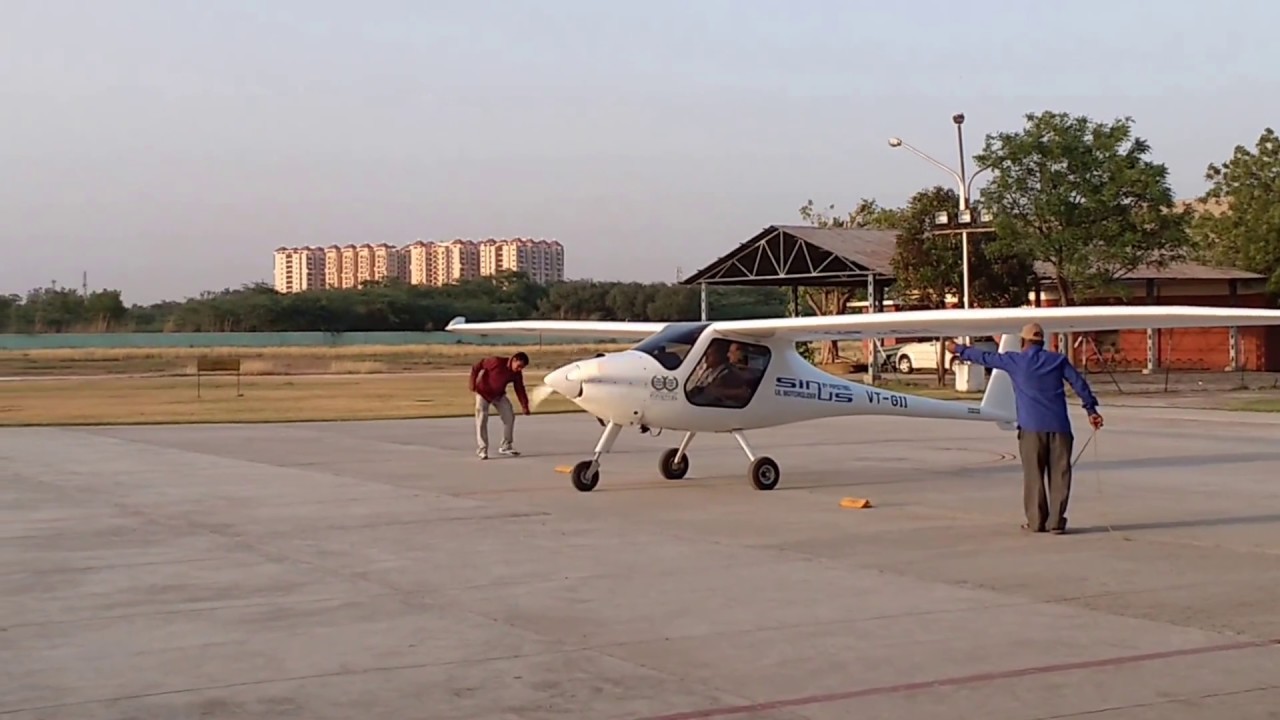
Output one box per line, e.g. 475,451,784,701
1018,429,1074,531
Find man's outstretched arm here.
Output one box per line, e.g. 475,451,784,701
947,341,1017,372
1062,360,1104,428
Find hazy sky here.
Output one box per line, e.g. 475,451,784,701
3,0,1277,305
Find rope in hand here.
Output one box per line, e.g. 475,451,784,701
1070,426,1121,537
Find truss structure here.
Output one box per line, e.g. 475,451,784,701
681,225,895,288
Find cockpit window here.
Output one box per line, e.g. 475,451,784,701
630,322,710,371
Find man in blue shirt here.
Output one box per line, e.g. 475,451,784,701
947,323,1104,534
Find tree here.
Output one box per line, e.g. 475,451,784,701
796,198,902,364
798,198,901,230
889,186,1039,385
0,277,786,335
974,111,1192,305
1190,127,1280,293
889,186,1037,310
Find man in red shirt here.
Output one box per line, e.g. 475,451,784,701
469,351,531,459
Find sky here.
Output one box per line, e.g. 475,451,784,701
2,0,1278,305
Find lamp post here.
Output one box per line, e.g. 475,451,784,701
888,114,992,392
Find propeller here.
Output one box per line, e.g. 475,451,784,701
528,359,592,412
528,383,559,410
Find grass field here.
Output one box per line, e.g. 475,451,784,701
0,343,630,378
1228,397,1280,412
5,342,1274,426
0,373,584,426
0,369,980,426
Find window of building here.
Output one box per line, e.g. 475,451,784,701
683,338,772,409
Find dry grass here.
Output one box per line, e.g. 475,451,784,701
1228,397,1280,413
0,343,629,378
0,373,582,426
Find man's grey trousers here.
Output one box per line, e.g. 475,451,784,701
475,395,515,454
1017,429,1074,531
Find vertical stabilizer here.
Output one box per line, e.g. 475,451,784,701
979,333,1019,430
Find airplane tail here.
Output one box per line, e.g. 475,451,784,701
979,332,1019,430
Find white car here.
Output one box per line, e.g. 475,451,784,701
882,337,998,375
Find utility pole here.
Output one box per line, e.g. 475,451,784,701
887,114,995,393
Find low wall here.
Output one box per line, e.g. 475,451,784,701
0,331,631,351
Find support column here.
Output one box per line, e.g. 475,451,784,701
954,289,986,392
1227,280,1240,372
864,276,877,385
700,282,708,321
1143,279,1158,374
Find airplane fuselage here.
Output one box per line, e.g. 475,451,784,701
542,323,1009,433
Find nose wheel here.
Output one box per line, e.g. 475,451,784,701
570,421,621,492
571,460,600,491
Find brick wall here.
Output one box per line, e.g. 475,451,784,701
1039,292,1279,372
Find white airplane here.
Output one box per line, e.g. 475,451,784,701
446,305,1280,492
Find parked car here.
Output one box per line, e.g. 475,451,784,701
880,337,998,375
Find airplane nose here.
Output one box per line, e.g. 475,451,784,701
543,362,583,399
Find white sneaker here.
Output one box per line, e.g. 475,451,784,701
498,447,520,457
477,449,488,460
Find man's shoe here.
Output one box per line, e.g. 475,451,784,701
498,447,521,457
477,449,488,460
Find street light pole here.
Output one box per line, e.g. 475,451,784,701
887,114,992,393
886,134,987,312
953,113,970,311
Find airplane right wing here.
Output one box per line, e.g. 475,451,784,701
707,305,1280,342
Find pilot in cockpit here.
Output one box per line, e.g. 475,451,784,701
730,341,764,383
687,340,753,405
651,343,683,369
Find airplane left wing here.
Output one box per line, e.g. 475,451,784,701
709,305,1280,342
445,316,669,340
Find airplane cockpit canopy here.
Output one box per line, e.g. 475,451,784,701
629,321,710,371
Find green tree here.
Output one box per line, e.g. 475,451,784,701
889,185,1036,310
975,111,1192,305
889,186,1038,385
796,198,902,364
1190,127,1280,292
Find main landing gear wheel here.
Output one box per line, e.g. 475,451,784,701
749,456,780,491
658,448,690,480
571,460,600,492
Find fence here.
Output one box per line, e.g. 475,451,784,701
0,331,631,351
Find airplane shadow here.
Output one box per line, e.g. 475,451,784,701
1070,513,1280,534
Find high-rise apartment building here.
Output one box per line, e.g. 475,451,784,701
271,237,565,293
479,238,565,285
402,241,434,286
323,245,344,288
272,246,326,293
430,239,481,285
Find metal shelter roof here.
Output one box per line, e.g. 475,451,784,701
681,224,1264,289
680,225,900,287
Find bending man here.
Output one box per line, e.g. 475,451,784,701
469,351,531,459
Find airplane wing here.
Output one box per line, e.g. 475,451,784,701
444,316,668,340
708,305,1280,342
